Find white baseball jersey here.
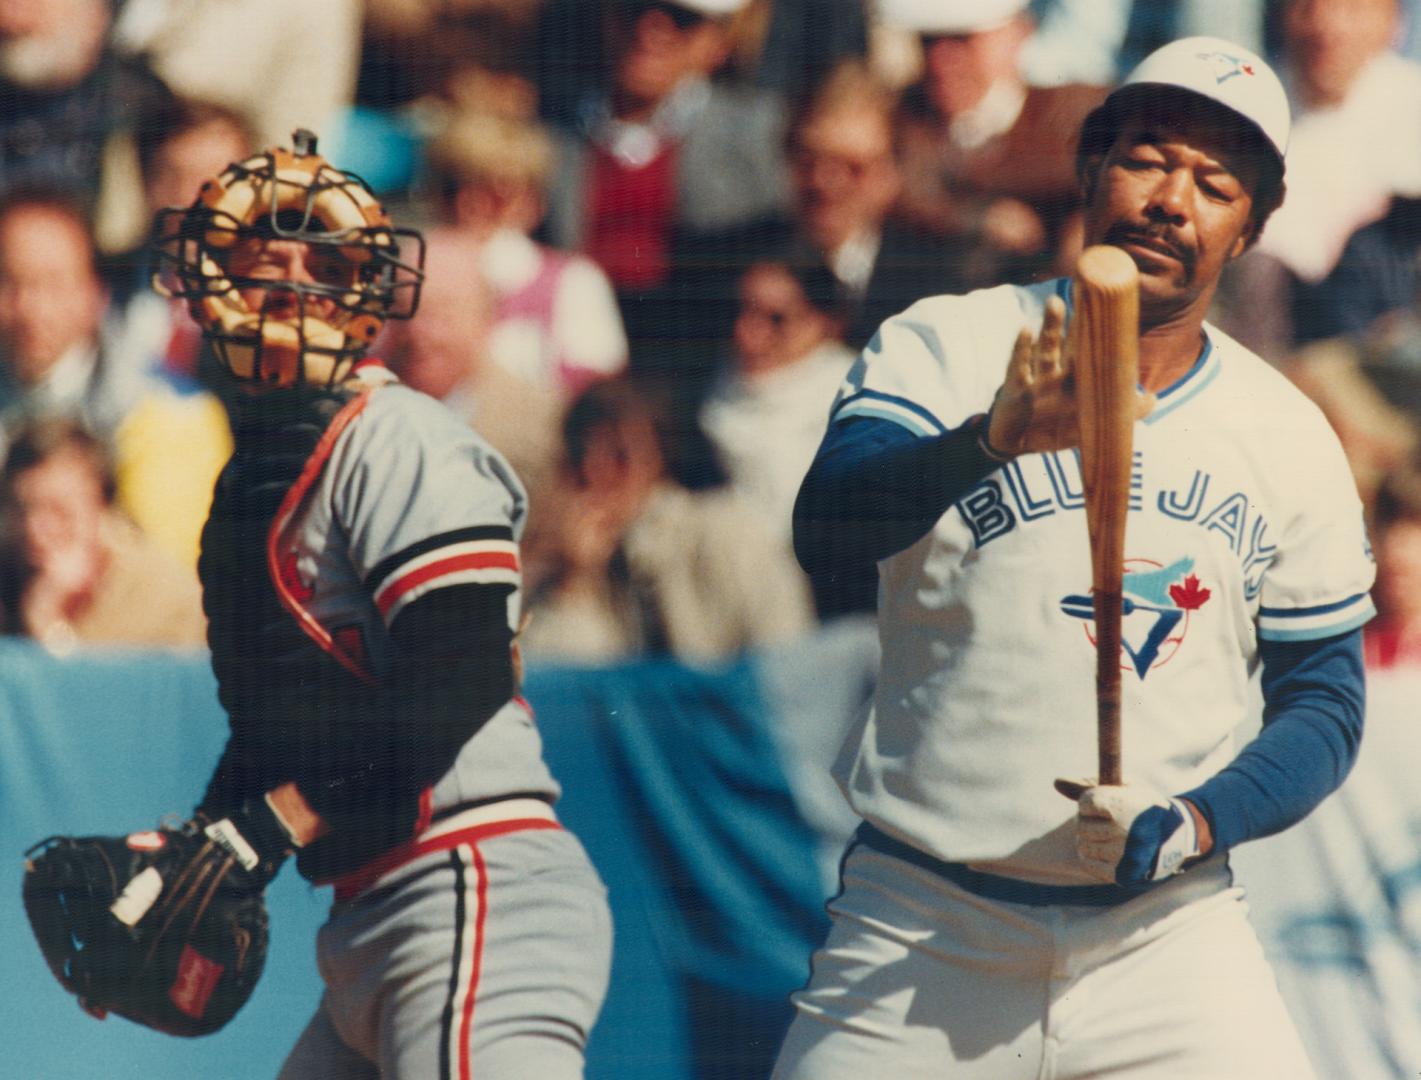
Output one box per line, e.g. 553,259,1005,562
830,279,1375,885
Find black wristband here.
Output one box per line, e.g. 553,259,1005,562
203,795,295,886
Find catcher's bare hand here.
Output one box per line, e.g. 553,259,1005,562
984,296,1154,458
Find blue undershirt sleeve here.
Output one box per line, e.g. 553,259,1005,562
1181,628,1366,854
792,415,1004,576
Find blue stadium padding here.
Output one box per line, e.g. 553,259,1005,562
0,641,327,1080
1,641,832,1080
530,657,831,1080
526,664,693,1080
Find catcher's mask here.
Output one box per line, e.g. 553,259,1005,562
151,129,425,389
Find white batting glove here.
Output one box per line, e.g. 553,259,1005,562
1059,780,1202,886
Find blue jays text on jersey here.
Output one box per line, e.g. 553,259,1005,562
959,447,1277,597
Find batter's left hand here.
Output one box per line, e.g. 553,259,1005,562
984,296,1154,459
1057,779,1205,886
984,295,1077,457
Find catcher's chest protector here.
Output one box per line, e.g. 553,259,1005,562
198,388,370,800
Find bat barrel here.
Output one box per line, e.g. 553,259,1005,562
1072,245,1138,787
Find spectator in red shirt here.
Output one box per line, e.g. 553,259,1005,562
1366,467,1421,669
541,0,791,355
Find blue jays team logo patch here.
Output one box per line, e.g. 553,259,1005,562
1194,49,1256,85
1060,557,1212,678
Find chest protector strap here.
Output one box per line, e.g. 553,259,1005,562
265,387,377,685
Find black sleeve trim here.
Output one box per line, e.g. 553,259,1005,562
364,525,514,593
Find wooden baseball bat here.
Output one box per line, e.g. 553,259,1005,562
1070,244,1139,787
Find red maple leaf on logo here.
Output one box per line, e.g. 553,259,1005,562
1169,574,1212,611
1243,64,1255,75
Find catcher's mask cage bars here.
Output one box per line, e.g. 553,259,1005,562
149,132,426,388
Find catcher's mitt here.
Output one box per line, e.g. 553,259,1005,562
22,818,280,1037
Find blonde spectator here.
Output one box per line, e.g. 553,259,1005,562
0,418,206,652
426,110,628,400
0,189,231,567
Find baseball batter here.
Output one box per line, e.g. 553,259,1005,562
775,38,1372,1080
150,133,611,1078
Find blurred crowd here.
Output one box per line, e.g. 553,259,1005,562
4,0,1421,675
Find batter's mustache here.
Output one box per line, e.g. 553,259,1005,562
1105,222,1196,278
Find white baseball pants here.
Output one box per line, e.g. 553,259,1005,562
772,835,1315,1079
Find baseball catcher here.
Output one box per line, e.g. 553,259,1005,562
23,132,612,1075
18,129,418,1037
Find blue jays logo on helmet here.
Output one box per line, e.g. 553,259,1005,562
1060,557,1212,678
1193,49,1257,86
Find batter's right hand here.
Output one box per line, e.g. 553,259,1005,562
984,296,1153,458
1058,779,1204,886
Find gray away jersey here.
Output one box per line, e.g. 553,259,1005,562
269,367,560,813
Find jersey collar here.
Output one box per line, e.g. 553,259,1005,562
347,357,400,389
1143,336,1218,424
1054,276,1220,425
